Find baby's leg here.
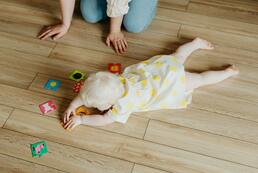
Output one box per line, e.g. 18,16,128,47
185,65,239,91
172,38,214,64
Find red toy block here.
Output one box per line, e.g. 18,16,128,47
39,100,57,115
108,63,121,74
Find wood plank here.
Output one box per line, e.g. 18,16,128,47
4,109,258,173
0,47,93,79
133,164,169,173
0,0,59,24
0,31,55,56
0,105,13,127
191,90,258,122
50,44,139,72
0,153,65,173
158,0,190,11
0,84,147,138
136,108,258,144
58,27,173,61
29,73,76,100
0,0,59,14
188,1,258,25
145,120,258,168
0,129,133,173
190,0,258,13
0,84,67,117
179,25,258,53
0,65,37,89
156,8,258,38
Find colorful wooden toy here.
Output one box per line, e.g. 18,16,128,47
69,70,85,82
73,80,84,93
75,106,104,116
44,79,61,91
39,100,57,115
30,141,48,157
108,63,121,74
75,105,91,115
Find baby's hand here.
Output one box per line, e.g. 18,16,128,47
63,115,82,130
63,104,76,124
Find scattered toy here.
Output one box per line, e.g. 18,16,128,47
75,105,106,116
44,79,61,91
75,105,91,115
69,70,85,82
30,141,48,157
108,63,121,74
39,100,57,115
73,80,84,93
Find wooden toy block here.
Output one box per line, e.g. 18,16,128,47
69,70,85,82
44,79,61,91
30,141,48,157
39,100,57,115
108,63,121,74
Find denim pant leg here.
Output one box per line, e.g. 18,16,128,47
123,0,158,33
80,0,108,23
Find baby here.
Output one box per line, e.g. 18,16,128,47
63,38,239,130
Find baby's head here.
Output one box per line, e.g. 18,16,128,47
79,71,124,111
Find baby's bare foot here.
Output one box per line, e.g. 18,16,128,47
194,37,214,50
226,65,239,76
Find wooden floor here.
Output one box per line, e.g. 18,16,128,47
1,0,258,172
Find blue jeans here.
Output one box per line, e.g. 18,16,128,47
80,0,158,33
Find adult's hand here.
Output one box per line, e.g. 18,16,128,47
106,31,128,54
38,23,69,41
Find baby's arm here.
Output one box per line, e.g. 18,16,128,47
63,95,83,123
63,114,114,130
81,114,114,126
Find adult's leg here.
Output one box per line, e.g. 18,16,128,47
123,0,158,33
185,65,239,91
80,0,108,23
172,38,214,64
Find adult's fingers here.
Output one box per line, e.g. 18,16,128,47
53,32,64,41
38,29,52,39
41,30,59,40
106,37,111,47
113,40,119,54
117,40,123,54
123,39,128,48
120,40,127,52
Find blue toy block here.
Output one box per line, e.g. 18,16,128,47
44,79,61,91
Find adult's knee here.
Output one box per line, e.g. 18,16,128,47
123,18,146,33
80,0,102,23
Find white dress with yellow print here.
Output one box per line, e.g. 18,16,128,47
106,55,192,123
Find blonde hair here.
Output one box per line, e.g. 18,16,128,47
79,71,124,111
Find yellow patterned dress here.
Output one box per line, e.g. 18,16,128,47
106,55,192,123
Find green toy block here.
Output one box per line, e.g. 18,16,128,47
30,141,48,157
69,70,85,82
